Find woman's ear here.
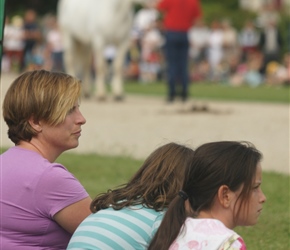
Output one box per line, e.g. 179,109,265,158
28,116,42,133
217,185,232,208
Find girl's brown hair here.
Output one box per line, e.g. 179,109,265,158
90,142,195,212
148,141,262,250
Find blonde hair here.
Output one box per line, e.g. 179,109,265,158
3,70,82,144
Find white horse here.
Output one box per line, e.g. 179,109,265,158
57,0,153,100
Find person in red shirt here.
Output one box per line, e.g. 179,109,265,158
155,0,202,102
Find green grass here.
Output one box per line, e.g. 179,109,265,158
58,152,142,196
57,151,289,250
235,172,289,249
124,81,290,103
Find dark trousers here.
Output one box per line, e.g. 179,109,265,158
51,52,65,72
164,31,189,101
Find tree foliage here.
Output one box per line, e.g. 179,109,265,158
4,0,289,53
5,0,58,16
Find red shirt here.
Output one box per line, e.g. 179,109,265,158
157,0,202,32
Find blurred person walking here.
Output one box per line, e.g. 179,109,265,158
155,0,202,103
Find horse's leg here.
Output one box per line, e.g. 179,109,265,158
62,34,91,97
111,41,129,100
62,33,76,76
93,44,107,100
77,43,93,98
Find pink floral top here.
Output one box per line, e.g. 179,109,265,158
169,218,246,250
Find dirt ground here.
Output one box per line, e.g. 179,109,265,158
1,72,289,175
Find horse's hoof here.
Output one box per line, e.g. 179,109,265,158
114,96,125,102
83,93,91,99
96,96,107,102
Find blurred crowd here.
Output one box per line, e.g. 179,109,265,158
2,9,64,74
2,4,290,87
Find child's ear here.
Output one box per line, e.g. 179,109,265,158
217,185,232,208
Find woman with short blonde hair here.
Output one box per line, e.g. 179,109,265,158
1,70,92,249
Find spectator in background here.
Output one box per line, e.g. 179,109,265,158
256,2,280,29
221,19,239,63
264,53,290,86
238,20,260,62
259,20,283,75
133,4,159,36
21,9,42,71
133,4,159,54
139,20,164,83
229,51,263,87
125,36,141,81
3,15,25,73
155,0,202,103
46,15,65,72
206,20,224,82
188,19,210,82
188,18,209,64
244,52,264,87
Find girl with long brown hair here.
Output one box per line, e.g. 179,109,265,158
67,142,195,249
148,141,266,250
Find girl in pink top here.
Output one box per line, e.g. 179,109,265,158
149,141,266,250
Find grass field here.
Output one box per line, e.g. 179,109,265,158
57,151,289,250
124,81,290,103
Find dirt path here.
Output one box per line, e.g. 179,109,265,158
1,72,289,174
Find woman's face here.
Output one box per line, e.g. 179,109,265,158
39,101,86,154
234,163,267,227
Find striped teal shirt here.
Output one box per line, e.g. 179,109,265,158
67,205,165,249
